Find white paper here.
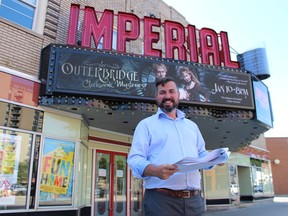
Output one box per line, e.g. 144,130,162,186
173,148,230,173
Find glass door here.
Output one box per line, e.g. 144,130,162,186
94,150,127,216
131,177,143,216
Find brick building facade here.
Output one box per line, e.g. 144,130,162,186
266,137,288,195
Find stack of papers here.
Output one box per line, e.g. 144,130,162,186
173,148,230,173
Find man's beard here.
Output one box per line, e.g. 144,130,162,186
158,98,179,113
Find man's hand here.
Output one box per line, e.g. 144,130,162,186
143,164,179,180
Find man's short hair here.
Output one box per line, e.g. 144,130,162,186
155,77,177,89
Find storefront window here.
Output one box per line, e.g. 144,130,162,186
204,165,230,198
0,101,43,133
251,166,263,194
250,158,273,195
262,165,273,194
77,143,92,206
39,137,76,206
0,129,33,210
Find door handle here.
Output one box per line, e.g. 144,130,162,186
108,162,114,211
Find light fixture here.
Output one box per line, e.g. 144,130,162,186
274,159,280,165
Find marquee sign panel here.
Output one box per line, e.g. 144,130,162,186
39,44,254,109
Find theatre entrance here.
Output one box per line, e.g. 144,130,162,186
93,150,128,216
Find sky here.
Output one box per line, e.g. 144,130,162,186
163,0,288,137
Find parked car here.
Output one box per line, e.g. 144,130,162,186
10,183,27,195
253,185,263,193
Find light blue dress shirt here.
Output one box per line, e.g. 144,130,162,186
127,108,209,190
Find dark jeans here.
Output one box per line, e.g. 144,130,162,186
144,189,205,216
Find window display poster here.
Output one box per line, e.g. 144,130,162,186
39,138,75,204
0,133,21,205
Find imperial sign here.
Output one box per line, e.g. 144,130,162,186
66,4,240,69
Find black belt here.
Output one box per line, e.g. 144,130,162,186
150,188,199,198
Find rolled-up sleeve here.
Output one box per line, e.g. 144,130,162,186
127,120,151,178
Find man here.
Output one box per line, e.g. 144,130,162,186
128,77,211,216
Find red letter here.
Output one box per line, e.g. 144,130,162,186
164,20,187,60
54,176,63,187
117,12,140,52
67,4,80,45
199,28,220,66
187,25,198,63
81,7,113,49
143,16,161,57
220,31,240,68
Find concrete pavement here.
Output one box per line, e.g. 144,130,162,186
205,195,288,216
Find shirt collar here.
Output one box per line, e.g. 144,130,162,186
157,107,186,120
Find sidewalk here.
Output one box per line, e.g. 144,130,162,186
205,195,288,216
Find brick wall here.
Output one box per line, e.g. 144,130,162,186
266,137,288,195
0,18,43,76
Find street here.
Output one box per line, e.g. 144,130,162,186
205,196,288,216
